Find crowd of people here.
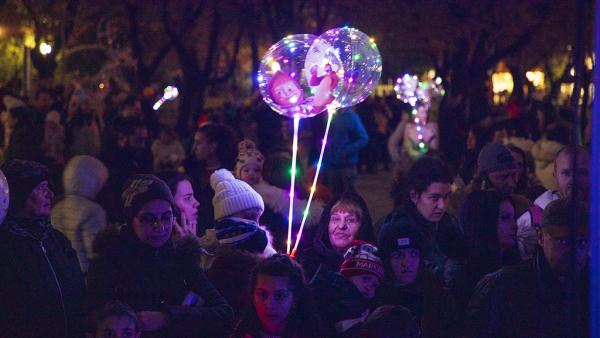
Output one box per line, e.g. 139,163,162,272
0,83,592,338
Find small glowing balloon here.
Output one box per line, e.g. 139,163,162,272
258,34,344,118
394,73,420,105
0,170,9,224
317,27,382,108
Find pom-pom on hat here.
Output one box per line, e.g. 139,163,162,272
340,240,384,282
211,169,264,220
235,139,264,178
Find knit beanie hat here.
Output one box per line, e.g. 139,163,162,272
214,217,268,253
340,240,384,282
477,142,516,174
211,169,264,220
2,160,48,215
121,174,176,225
235,139,264,178
377,223,424,264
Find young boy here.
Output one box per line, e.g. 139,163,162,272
88,301,140,338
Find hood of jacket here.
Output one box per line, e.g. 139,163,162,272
312,191,375,260
63,155,108,199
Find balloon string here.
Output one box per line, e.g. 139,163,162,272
287,114,301,255
291,106,336,258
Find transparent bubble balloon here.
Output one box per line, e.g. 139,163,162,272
318,27,382,108
258,34,344,118
0,170,9,224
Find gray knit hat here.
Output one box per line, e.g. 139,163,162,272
477,143,516,174
121,174,176,225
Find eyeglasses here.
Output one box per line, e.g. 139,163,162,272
136,211,174,227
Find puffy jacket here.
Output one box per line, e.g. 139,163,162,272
87,227,234,338
324,109,369,167
465,249,589,338
52,155,108,272
0,216,86,338
516,190,560,260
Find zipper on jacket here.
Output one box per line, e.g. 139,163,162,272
40,240,68,336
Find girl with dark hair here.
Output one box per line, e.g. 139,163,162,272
382,156,465,285
452,190,520,317
231,254,323,338
297,191,375,281
157,171,200,234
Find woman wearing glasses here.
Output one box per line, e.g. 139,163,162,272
87,174,234,338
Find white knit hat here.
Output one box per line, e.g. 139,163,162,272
211,169,264,220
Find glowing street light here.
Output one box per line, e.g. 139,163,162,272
39,42,52,55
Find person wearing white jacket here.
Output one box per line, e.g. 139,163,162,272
516,145,589,260
52,155,108,272
235,140,324,249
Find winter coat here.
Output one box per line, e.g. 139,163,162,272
324,109,369,167
52,155,109,272
310,268,371,338
375,265,459,338
530,139,564,191
297,192,376,281
0,216,86,338
378,204,466,286
516,189,560,260
87,227,234,338
447,183,532,221
465,249,589,338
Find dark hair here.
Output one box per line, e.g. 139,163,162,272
392,156,453,207
459,190,515,264
505,144,534,194
197,124,238,169
156,171,193,197
8,106,33,128
88,300,138,334
232,254,322,338
34,87,54,100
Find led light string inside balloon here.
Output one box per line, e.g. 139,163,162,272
287,114,301,255
290,103,337,258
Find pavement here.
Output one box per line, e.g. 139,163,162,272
355,166,395,234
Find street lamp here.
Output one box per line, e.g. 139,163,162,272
39,42,52,55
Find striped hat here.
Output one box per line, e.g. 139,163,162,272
340,240,384,282
214,217,268,254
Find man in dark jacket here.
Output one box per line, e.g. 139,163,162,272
465,198,589,338
0,160,86,338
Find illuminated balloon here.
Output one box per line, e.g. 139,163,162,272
0,170,9,224
258,34,344,118
317,27,382,108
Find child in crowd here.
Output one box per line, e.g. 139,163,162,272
231,254,323,338
311,241,384,337
87,301,140,338
235,139,323,251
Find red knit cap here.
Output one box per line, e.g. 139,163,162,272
339,240,384,282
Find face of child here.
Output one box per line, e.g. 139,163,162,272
272,80,302,107
253,275,294,335
348,274,379,299
390,248,420,286
94,315,140,338
240,164,262,186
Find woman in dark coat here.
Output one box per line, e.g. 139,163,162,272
296,191,375,282
87,174,234,337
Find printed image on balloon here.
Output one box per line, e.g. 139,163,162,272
317,27,382,108
258,34,342,119
304,38,344,112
